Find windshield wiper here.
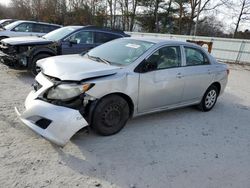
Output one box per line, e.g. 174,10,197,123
87,54,111,65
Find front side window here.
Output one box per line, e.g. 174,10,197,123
13,23,33,32
146,46,182,70
185,47,210,66
68,31,93,44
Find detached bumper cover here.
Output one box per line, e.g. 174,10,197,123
15,73,89,146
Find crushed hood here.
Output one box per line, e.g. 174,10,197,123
1,36,53,46
37,54,121,81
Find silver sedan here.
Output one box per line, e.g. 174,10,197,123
16,37,229,146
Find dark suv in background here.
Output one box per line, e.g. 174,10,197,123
0,25,129,74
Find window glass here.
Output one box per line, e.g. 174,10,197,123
13,23,33,32
48,25,60,32
185,47,209,66
94,32,120,43
68,31,93,44
43,27,77,41
87,39,155,66
33,24,43,33
1,20,15,27
147,46,182,70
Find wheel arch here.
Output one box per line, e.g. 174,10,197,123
90,92,135,119
102,92,134,118
210,82,221,95
28,50,55,68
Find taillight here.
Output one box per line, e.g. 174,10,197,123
227,69,230,75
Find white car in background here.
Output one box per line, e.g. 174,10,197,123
0,20,61,40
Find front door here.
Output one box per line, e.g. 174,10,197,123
138,46,185,113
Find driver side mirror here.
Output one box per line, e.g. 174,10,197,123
68,39,78,46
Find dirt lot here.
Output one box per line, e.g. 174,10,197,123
0,63,250,188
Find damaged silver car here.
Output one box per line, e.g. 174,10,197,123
15,37,229,146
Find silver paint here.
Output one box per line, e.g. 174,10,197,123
17,37,228,145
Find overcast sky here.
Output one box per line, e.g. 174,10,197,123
1,0,249,33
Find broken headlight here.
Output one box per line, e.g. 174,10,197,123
47,83,94,100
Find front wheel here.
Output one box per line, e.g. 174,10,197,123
198,85,218,111
91,95,130,136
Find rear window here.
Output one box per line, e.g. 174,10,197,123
33,24,60,33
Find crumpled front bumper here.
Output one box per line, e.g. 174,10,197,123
15,73,89,146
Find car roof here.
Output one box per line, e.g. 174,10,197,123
123,36,202,48
67,25,128,36
9,20,62,27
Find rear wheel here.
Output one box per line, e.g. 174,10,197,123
91,95,130,136
30,54,51,76
198,85,218,111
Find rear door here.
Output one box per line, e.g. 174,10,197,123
181,46,214,102
61,30,95,54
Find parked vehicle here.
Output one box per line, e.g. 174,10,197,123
0,19,17,28
0,20,61,40
15,37,229,146
0,26,129,75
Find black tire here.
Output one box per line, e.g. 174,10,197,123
91,95,130,136
30,54,51,76
198,85,218,112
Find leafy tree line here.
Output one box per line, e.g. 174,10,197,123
0,0,250,39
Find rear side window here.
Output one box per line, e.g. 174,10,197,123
13,23,33,32
33,24,59,33
48,25,60,32
185,47,210,66
94,32,120,43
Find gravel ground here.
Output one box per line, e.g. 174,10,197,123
0,63,249,188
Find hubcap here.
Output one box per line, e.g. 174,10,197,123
102,105,121,127
205,89,217,109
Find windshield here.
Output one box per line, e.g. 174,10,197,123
43,27,77,41
87,39,155,66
